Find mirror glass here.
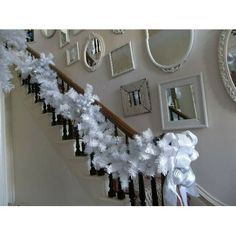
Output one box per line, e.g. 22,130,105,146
227,30,236,86
109,42,135,77
84,33,105,72
146,30,194,72
166,84,197,121
40,30,56,38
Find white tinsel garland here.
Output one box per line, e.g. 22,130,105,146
0,30,26,92
0,31,200,205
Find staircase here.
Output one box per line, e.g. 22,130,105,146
10,46,164,206
10,72,130,206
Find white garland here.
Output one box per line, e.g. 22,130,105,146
0,30,26,92
0,30,199,205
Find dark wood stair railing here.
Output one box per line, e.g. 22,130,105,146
24,46,165,206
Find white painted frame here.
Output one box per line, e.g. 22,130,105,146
59,30,70,48
83,32,105,72
158,73,208,130
109,41,135,77
66,42,80,66
145,30,194,73
218,30,236,103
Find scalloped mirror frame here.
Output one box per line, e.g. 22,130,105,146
83,32,105,72
40,30,56,38
145,30,194,73
218,30,236,103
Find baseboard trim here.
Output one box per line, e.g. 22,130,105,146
196,184,226,206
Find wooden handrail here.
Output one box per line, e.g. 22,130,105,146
169,106,190,120
27,46,139,138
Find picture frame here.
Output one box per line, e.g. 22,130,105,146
120,78,151,117
59,30,70,48
109,41,135,77
66,42,80,66
158,73,208,130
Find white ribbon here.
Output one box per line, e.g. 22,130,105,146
159,131,199,206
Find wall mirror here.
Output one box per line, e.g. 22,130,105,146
83,32,105,72
158,73,208,130
40,30,56,38
145,30,194,73
120,78,151,117
109,41,135,77
218,30,236,102
59,30,70,48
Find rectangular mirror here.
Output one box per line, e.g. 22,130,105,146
158,73,208,130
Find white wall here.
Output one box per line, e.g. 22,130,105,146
30,30,236,205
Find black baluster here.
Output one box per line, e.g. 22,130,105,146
161,173,165,206
34,83,39,103
114,126,125,200
125,135,135,205
128,176,136,206
27,81,32,94
62,118,68,140
108,173,116,198
81,141,86,156
51,108,57,126
117,177,125,200
66,83,70,92
42,101,47,113
61,80,65,94
31,83,35,93
37,85,44,103
67,120,74,139
151,177,159,206
90,153,97,176
47,104,53,113
74,126,81,156
56,114,63,125
114,125,118,137
138,172,146,206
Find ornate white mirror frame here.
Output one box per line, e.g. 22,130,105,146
83,32,105,72
218,30,236,102
145,30,194,73
40,30,56,38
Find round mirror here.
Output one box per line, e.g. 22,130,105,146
40,30,56,38
83,33,105,72
218,30,236,102
145,30,194,72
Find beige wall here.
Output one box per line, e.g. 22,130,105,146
30,30,236,205
9,76,102,205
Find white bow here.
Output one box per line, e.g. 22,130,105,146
159,131,199,206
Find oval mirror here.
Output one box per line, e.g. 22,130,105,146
145,30,194,73
40,30,56,38
218,30,236,102
83,33,105,72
